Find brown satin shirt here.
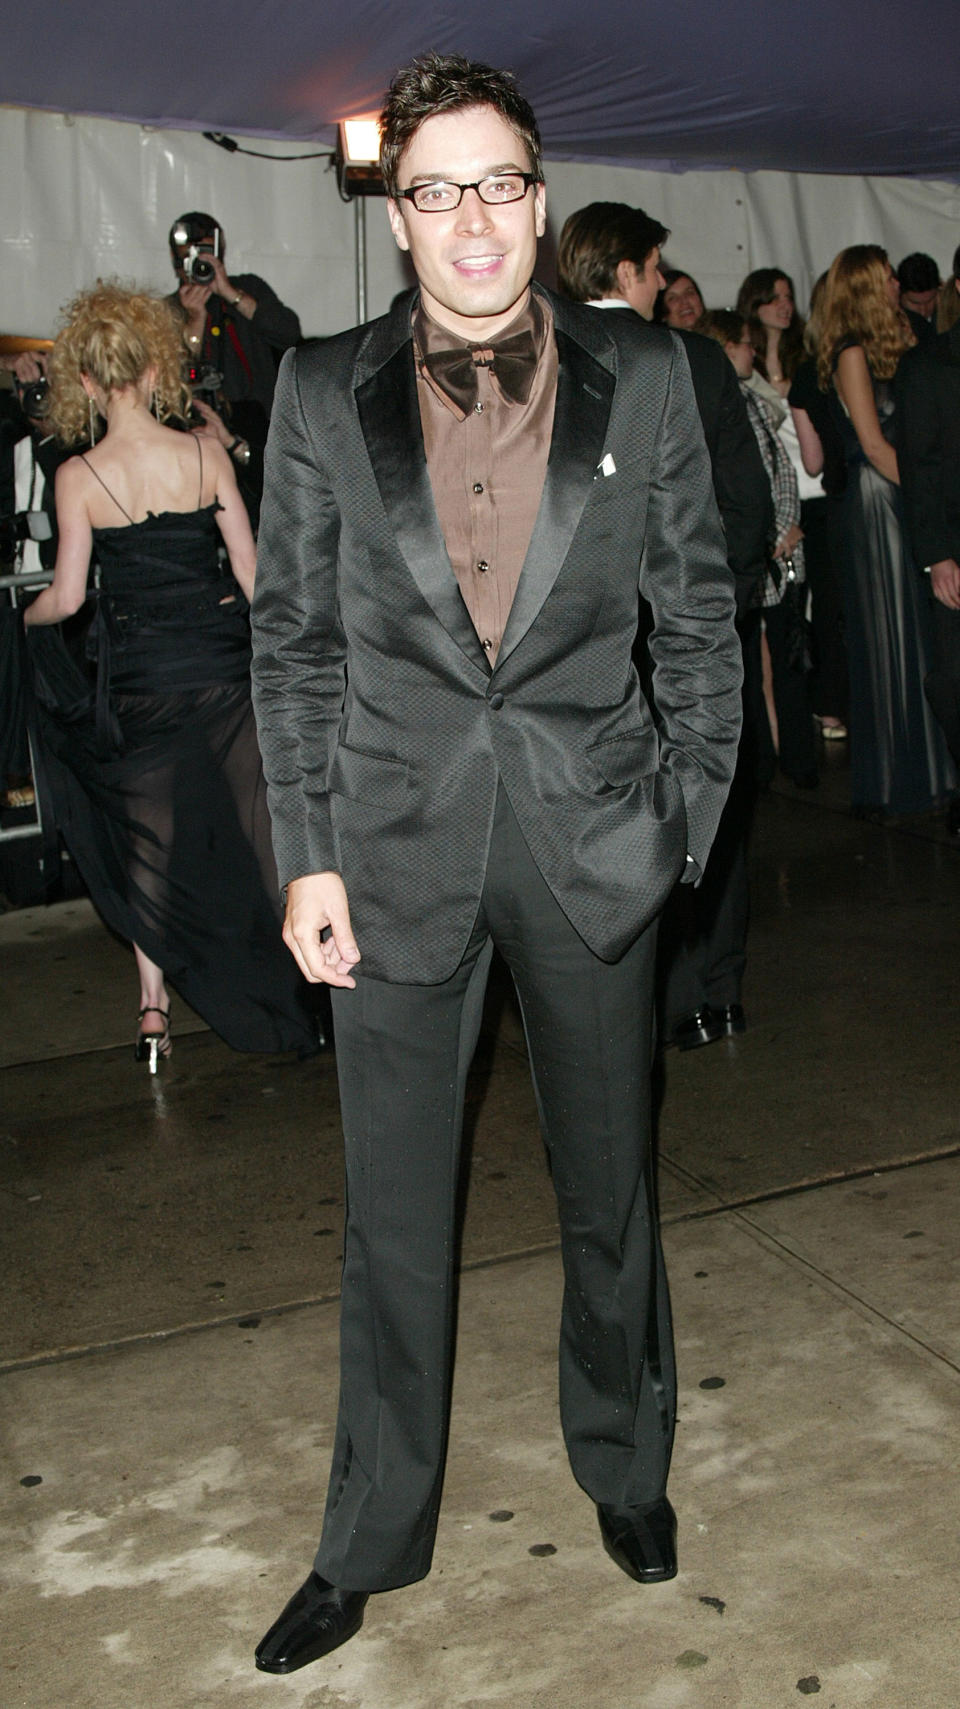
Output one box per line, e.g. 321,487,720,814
413,294,558,664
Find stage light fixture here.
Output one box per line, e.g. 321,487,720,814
336,118,384,198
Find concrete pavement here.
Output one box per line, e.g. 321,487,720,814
3,762,959,1707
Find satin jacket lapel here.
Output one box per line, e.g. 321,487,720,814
496,321,615,669
354,320,490,677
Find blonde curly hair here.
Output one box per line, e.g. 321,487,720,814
46,279,192,445
817,245,913,390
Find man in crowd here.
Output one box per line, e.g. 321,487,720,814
250,54,742,1675
0,350,59,575
168,211,301,521
168,210,301,415
557,201,770,1050
897,252,941,347
896,261,960,829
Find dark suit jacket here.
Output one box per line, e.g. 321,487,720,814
590,313,771,615
673,328,772,615
895,323,960,568
251,285,742,984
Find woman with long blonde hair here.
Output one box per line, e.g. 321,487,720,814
818,245,954,816
24,281,316,1066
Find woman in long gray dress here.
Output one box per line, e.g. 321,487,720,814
818,245,955,817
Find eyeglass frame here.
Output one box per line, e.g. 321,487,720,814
395,172,542,213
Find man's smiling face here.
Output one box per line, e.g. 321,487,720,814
387,103,546,341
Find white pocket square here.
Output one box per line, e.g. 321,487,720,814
598,452,617,479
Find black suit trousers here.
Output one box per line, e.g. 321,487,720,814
315,783,674,1591
925,594,960,767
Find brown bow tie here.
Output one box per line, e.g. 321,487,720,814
421,326,539,414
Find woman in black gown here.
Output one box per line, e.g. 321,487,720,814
24,282,316,1067
818,246,956,817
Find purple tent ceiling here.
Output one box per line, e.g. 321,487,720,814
4,1,957,179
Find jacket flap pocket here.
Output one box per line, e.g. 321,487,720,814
586,723,660,787
327,743,410,805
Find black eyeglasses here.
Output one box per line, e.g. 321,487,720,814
396,173,540,214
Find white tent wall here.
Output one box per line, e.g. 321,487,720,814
3,107,960,341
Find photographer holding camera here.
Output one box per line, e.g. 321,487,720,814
1,349,66,574
1,347,72,815
168,212,301,526
169,212,300,414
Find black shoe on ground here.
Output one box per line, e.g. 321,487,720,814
255,1572,368,1674
672,1006,724,1051
597,1496,678,1583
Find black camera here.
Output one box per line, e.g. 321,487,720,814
188,363,224,400
16,376,49,421
0,509,53,564
172,217,221,287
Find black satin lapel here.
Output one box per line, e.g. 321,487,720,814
496,329,615,668
355,344,490,675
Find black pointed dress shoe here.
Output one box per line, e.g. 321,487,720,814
597,1496,678,1583
672,1006,723,1051
255,1572,368,1674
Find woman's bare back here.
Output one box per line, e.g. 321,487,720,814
79,420,218,528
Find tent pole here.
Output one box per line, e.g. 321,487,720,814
355,197,367,325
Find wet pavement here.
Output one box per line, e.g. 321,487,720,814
2,750,959,1706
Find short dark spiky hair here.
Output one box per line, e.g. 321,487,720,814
168,211,221,255
897,251,940,294
379,52,543,199
557,203,669,303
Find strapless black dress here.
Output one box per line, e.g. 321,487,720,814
29,505,316,1054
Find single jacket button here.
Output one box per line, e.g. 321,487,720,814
489,691,504,710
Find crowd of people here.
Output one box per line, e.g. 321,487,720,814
553,226,960,824
652,244,960,824
3,191,959,1071
556,207,960,1050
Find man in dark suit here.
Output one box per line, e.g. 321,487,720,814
896,277,960,819
896,252,941,349
250,55,742,1675
557,202,770,617
557,201,770,1050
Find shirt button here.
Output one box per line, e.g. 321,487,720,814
474,401,484,413
489,691,504,710
481,638,493,650
477,559,489,573
473,482,484,494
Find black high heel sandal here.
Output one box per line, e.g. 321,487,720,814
135,1005,171,1074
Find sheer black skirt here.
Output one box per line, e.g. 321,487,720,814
30,634,316,1054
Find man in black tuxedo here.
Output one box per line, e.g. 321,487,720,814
250,55,742,1674
896,271,960,813
557,201,770,1050
557,202,770,618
